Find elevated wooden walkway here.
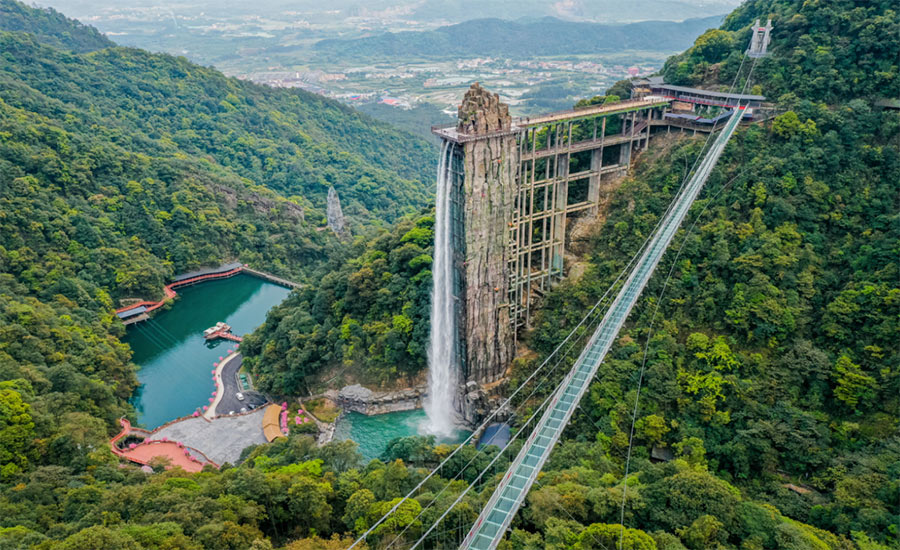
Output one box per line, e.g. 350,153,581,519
242,267,303,289
116,264,301,322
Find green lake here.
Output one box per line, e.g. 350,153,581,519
334,409,471,462
125,274,291,429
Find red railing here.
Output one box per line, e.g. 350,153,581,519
115,267,244,316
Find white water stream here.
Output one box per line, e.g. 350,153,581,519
423,141,460,436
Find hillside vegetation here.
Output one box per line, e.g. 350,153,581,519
0,1,435,545
662,0,898,102
241,213,436,393
0,0,112,53
0,0,897,549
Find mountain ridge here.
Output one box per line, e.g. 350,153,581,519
313,15,727,59
0,0,112,52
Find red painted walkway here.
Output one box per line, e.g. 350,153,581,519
116,267,244,317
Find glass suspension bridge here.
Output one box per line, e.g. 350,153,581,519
350,102,752,550
460,105,746,550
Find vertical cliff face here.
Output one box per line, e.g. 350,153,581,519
457,84,516,394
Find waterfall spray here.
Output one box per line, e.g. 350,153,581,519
424,141,460,436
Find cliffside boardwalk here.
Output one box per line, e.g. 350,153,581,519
460,107,746,550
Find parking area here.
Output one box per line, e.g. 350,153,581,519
216,354,268,415
154,408,268,465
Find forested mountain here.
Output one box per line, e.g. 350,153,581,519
313,15,726,60
0,1,434,546
661,0,898,102
240,213,436,393
0,0,897,549
0,0,112,53
0,32,436,226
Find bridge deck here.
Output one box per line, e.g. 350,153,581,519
517,97,669,127
432,97,669,143
460,108,746,550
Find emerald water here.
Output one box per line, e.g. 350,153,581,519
125,274,291,429
334,409,471,462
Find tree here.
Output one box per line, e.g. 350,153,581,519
284,535,364,550
56,525,141,550
288,477,334,536
690,29,734,63
342,489,375,533
832,355,876,410
641,469,740,532
576,523,658,550
0,387,34,479
677,515,726,550
369,497,423,545
194,521,266,550
636,414,670,446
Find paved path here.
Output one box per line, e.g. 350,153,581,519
154,408,268,465
207,352,267,418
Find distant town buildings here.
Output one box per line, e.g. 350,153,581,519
237,56,661,114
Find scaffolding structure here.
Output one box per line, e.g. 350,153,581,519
506,100,665,330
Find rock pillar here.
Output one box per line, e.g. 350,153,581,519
456,83,517,401
326,186,348,238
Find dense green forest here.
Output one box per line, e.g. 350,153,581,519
241,214,435,393
313,16,725,61
0,2,432,546
0,0,898,549
0,9,436,226
662,0,898,103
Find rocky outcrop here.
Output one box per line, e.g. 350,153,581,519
458,84,517,391
326,186,348,237
334,384,426,416
458,82,511,134
462,380,511,425
213,184,305,221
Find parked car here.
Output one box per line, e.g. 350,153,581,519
236,392,244,401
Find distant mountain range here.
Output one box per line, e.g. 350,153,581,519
313,15,727,59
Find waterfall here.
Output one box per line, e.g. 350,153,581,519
423,140,460,436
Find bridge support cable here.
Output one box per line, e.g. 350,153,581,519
459,107,746,550
351,103,739,549
347,180,701,550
